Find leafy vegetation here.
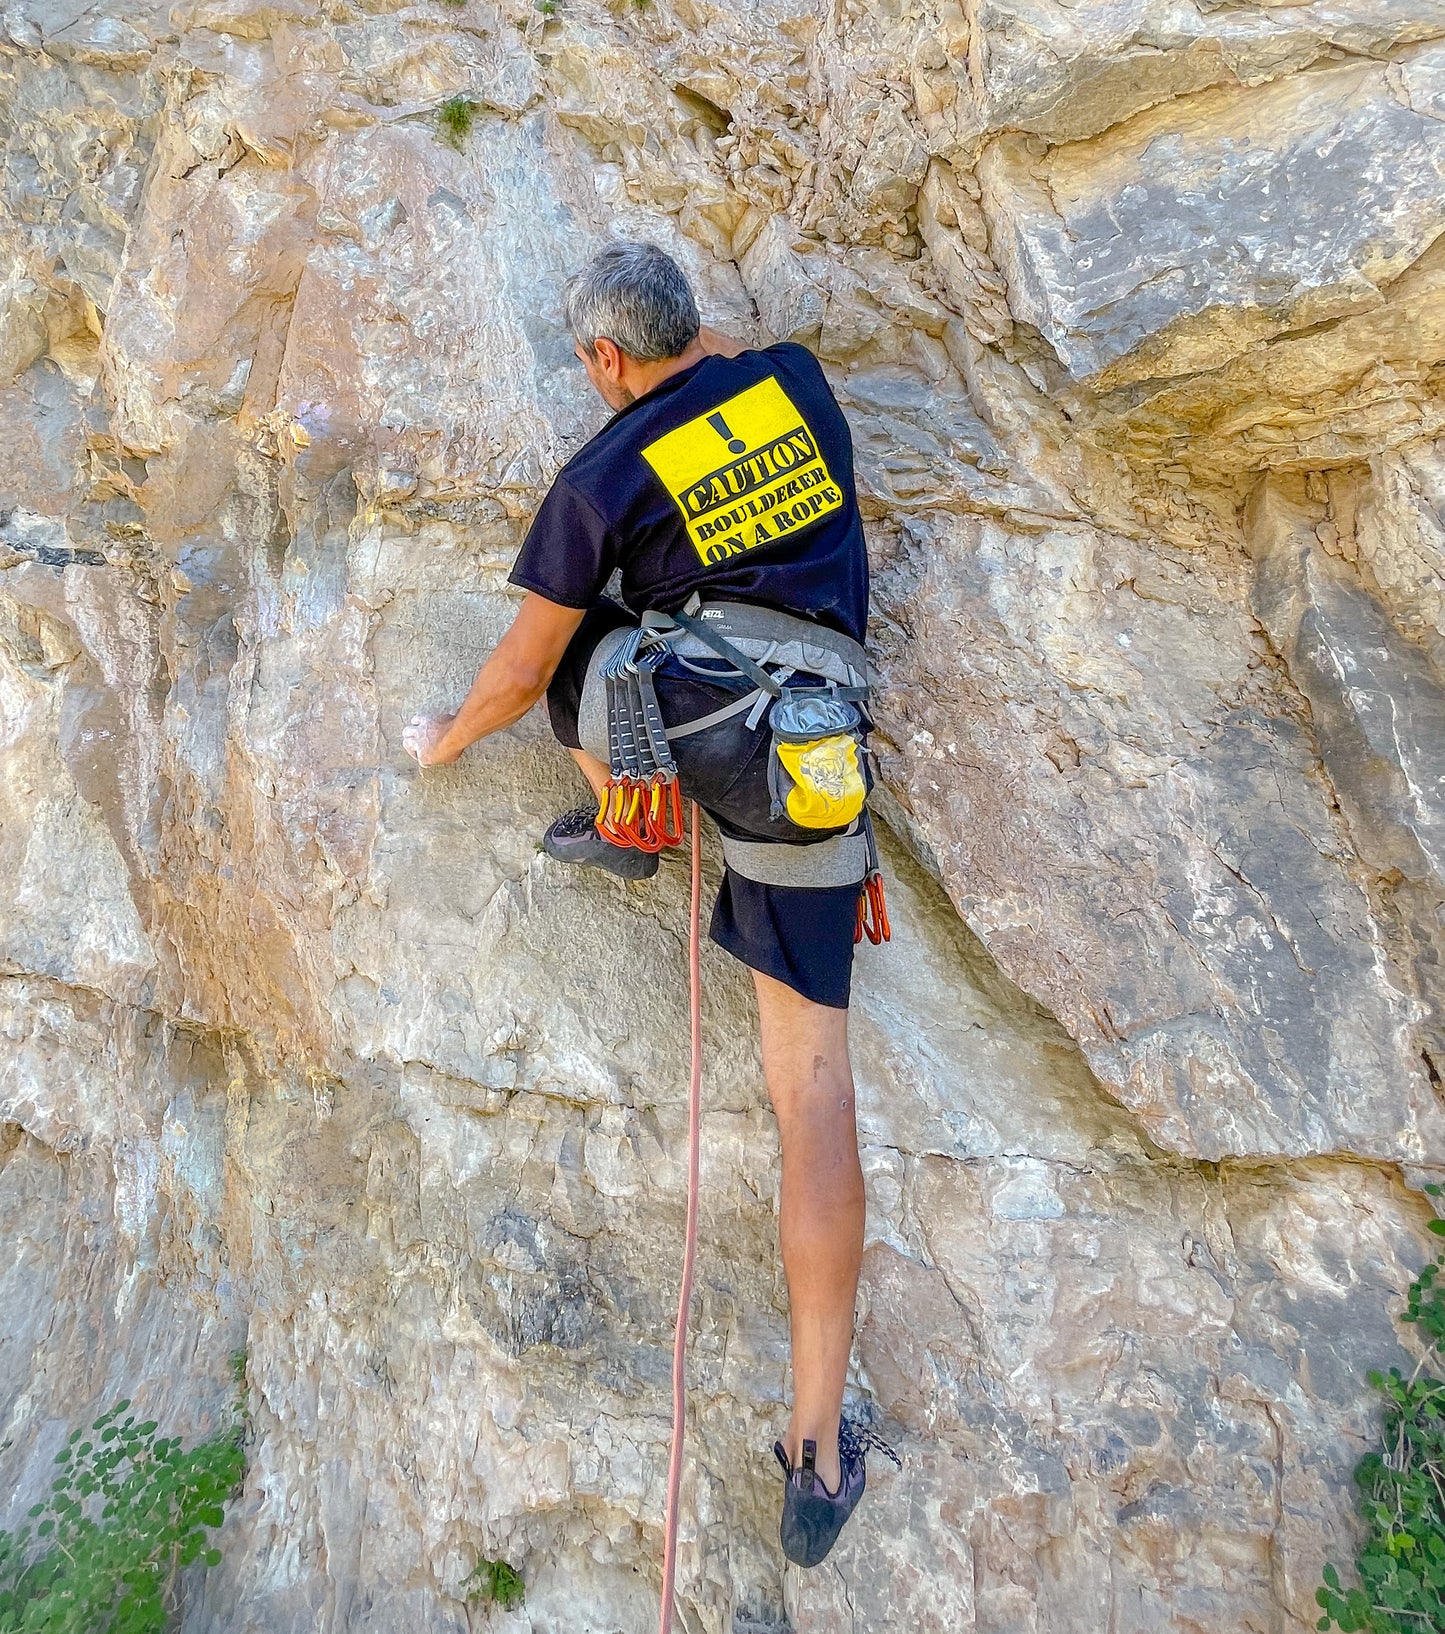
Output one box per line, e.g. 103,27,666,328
1317,1184,1445,1632
464,1557,525,1611
0,1375,246,1634
437,95,481,149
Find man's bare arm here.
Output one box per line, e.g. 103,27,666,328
403,592,585,766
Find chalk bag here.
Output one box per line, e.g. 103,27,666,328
767,691,868,830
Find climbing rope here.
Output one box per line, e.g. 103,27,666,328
659,801,703,1634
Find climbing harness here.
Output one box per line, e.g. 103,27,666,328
581,596,892,947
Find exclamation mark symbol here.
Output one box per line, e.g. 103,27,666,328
707,411,747,454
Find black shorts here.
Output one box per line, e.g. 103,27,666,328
547,603,860,1009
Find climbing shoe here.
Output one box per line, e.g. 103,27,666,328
774,1419,901,1568
542,806,659,880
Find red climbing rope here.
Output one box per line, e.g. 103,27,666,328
658,801,703,1634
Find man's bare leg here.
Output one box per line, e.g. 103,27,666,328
568,748,865,1480
753,969,864,1495
569,746,609,801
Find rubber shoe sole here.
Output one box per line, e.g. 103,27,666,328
542,811,659,880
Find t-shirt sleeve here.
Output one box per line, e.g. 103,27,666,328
507,476,618,609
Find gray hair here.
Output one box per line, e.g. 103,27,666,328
563,241,700,362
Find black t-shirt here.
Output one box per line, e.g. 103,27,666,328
507,342,868,642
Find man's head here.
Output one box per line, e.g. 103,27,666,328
563,240,701,410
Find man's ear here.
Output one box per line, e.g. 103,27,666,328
591,337,625,379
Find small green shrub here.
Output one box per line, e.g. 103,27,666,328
437,95,480,149
0,1398,245,1634
465,1557,525,1610
535,0,557,13
1317,1183,1445,1631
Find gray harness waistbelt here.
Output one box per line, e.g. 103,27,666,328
641,601,871,694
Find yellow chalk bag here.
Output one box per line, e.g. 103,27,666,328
768,693,869,830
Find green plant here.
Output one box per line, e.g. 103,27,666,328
464,1557,525,1610
535,0,557,13
437,95,480,149
1317,1184,1445,1631
0,1398,245,1634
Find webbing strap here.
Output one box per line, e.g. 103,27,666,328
720,828,870,888
667,608,784,698
634,658,679,776
664,688,766,741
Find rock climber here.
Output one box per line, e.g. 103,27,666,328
403,240,892,1567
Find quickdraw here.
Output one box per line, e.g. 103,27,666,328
597,630,687,853
854,815,891,946
855,870,891,945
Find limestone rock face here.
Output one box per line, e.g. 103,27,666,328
2,2,1444,1631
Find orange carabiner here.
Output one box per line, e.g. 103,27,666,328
619,777,665,852
653,774,686,847
855,870,891,945
597,779,629,845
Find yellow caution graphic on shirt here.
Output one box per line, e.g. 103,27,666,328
640,376,844,567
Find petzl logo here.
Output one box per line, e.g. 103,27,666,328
641,376,844,566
